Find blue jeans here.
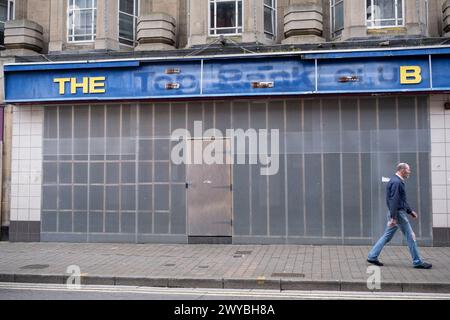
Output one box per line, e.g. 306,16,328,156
368,211,423,266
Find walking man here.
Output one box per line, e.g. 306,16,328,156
367,163,432,269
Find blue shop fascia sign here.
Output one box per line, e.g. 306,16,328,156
5,46,450,103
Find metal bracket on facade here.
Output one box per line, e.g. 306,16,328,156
165,68,181,74
166,83,180,90
251,81,274,89
338,75,359,83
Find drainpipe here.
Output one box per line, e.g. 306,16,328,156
1,105,12,241
187,0,191,45
416,0,423,35
253,0,259,47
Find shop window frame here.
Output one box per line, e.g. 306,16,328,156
0,0,15,45
118,0,139,47
263,0,277,37
67,0,97,43
330,0,344,38
208,0,243,36
366,0,405,28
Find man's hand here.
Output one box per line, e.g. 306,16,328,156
411,211,418,219
388,218,398,227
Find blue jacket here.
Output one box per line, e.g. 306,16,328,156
386,175,413,220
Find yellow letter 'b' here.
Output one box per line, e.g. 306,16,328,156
400,66,422,84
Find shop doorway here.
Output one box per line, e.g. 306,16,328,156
186,138,232,243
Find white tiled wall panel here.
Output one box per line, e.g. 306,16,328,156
10,106,43,222
431,95,450,226
431,143,446,157
431,129,445,143
431,171,446,185
433,214,448,228
430,115,445,128
431,157,446,171
432,186,447,200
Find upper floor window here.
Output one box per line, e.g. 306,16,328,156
67,0,97,42
119,0,139,46
209,0,243,36
330,0,344,38
366,0,404,28
0,0,14,45
264,0,276,37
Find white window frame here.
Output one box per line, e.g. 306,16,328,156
0,0,14,45
263,0,277,37
7,0,14,20
330,0,344,38
67,0,97,43
118,0,139,47
0,0,14,23
208,0,243,36
366,0,405,28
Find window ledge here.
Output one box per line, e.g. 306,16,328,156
66,41,96,44
206,35,243,44
331,36,342,42
63,42,96,52
367,27,407,35
208,34,243,38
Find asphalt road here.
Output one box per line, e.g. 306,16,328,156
1,283,450,300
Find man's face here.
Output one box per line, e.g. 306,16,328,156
400,165,411,179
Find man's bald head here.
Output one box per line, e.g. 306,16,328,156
396,163,411,179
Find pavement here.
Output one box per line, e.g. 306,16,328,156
0,242,450,294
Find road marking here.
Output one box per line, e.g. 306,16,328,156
1,283,450,300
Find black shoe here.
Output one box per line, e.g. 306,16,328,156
367,259,384,266
414,262,432,269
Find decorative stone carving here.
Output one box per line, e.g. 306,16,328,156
282,2,325,44
135,13,176,51
4,20,44,52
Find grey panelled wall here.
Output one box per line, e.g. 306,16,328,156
41,96,432,245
